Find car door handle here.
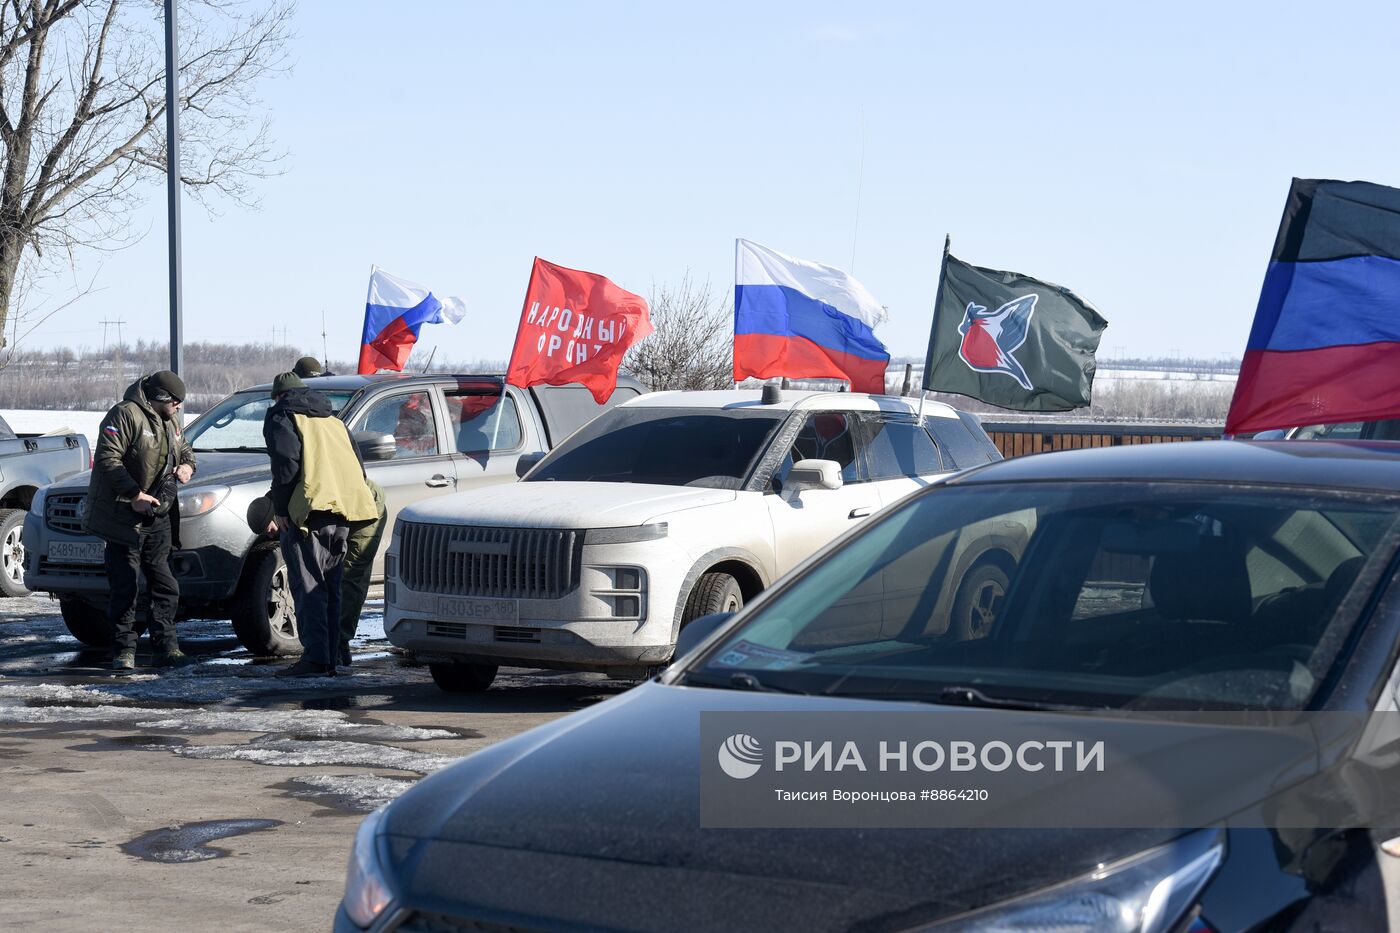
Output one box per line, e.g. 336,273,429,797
425,474,455,488
848,507,873,519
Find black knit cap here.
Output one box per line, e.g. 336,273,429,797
293,356,324,378
144,370,186,403
245,495,275,534
270,371,306,397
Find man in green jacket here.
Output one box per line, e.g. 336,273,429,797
263,372,378,676
84,372,197,671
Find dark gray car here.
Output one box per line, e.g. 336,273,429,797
337,440,1400,932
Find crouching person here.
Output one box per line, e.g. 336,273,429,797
84,371,197,671
263,373,378,677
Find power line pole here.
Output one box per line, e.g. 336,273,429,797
164,0,183,378
321,310,328,366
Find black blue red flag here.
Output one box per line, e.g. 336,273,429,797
1226,178,1400,434
923,243,1107,411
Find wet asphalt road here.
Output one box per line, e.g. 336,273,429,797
0,594,632,931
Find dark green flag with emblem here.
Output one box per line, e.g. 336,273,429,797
922,241,1108,411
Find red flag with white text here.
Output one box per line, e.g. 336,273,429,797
506,257,652,403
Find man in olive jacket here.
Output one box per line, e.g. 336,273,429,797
84,372,197,671
263,372,378,676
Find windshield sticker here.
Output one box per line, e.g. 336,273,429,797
712,640,810,670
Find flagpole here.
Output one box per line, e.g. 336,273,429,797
917,234,952,422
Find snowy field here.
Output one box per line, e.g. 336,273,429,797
3,408,106,446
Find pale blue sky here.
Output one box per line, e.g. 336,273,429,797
25,0,1400,365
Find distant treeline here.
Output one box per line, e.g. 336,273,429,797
2,342,1231,423
0,342,506,412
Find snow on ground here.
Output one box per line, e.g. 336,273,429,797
285,774,418,812
0,690,456,740
2,409,106,446
171,736,453,773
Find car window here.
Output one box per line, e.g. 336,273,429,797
531,383,641,446
927,415,998,468
352,391,438,459
773,412,864,489
443,388,522,453
528,407,785,488
691,483,1400,711
862,415,943,479
186,390,355,451
1294,422,1363,440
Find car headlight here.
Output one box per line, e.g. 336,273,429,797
342,807,394,928
177,485,230,517
929,829,1224,932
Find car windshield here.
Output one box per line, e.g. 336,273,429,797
186,390,354,451
686,483,1400,711
526,407,786,488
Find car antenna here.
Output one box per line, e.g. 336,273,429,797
422,346,437,372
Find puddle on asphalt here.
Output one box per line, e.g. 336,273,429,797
68,734,190,753
119,819,282,863
299,694,386,711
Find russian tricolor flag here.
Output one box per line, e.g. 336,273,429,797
358,268,467,375
733,239,890,394
1226,178,1400,434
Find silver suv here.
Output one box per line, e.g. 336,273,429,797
24,373,640,654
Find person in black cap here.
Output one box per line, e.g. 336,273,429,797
262,372,378,676
292,356,334,379
83,371,197,671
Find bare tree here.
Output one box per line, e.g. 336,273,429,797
623,274,733,391
0,0,294,348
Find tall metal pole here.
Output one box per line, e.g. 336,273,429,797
164,0,183,377
916,234,952,422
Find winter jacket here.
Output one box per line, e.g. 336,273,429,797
263,387,377,530
84,377,197,547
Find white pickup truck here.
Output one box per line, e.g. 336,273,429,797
385,388,1020,692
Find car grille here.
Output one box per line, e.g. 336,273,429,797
45,493,86,533
398,523,581,599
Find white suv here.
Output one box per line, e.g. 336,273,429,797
384,389,1013,691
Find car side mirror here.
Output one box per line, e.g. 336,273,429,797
784,459,843,492
354,431,396,462
675,612,734,659
515,451,545,479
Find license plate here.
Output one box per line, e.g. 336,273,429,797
437,595,519,624
48,541,105,564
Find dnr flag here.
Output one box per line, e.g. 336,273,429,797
923,249,1108,411
1225,178,1400,435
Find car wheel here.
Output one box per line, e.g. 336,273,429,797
683,572,744,623
60,597,115,646
231,542,301,656
951,562,1010,640
0,508,30,597
429,662,498,693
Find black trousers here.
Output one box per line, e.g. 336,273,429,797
104,514,179,653
279,511,349,666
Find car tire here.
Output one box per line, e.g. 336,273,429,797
0,508,30,597
951,562,1010,640
230,542,301,656
683,572,744,623
60,597,115,646
429,662,498,693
